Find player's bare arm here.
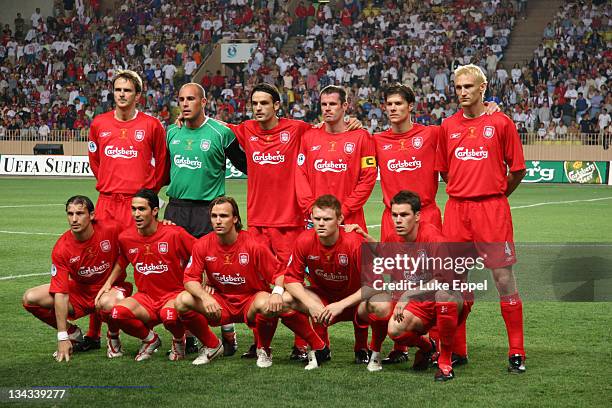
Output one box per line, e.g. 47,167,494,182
94,262,123,307
185,281,222,320
285,282,325,320
266,275,285,314
319,288,363,325
53,293,73,362
343,224,376,243
505,169,527,197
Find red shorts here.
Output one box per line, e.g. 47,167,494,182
307,287,362,327
68,280,133,319
208,293,259,327
381,203,442,242
95,193,135,228
249,226,303,265
404,300,472,333
131,290,182,324
442,195,516,268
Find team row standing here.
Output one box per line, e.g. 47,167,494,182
23,65,526,378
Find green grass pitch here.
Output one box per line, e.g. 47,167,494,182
0,177,611,407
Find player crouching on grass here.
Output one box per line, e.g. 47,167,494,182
175,196,329,369
22,195,132,362
348,191,469,380
102,189,196,361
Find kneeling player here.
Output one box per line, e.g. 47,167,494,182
176,196,327,369
22,195,131,362
284,195,372,364
104,189,196,361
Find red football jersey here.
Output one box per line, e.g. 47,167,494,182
435,111,525,198
295,128,377,229
383,221,445,244
285,229,364,300
375,124,440,208
228,118,312,227
184,230,281,303
118,224,195,301
49,221,126,295
88,111,169,194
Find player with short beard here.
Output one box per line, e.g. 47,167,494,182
435,64,526,375
176,197,328,369
86,70,169,348
22,195,132,362
104,189,196,362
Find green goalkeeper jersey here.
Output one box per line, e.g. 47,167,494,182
166,117,236,200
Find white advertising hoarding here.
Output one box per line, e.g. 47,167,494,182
220,43,257,63
0,155,94,176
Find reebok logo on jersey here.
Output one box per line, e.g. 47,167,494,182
311,145,321,151
454,147,489,161
314,159,348,172
205,256,217,261
174,155,202,169
387,158,422,172
77,261,111,277
100,131,112,138
250,136,259,141
134,262,169,275
382,144,392,150
212,273,246,285
104,145,138,159
450,133,461,139
252,151,285,165
69,256,80,264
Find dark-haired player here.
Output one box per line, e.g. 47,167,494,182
22,195,131,362
104,189,195,361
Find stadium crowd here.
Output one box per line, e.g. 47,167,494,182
0,0,610,143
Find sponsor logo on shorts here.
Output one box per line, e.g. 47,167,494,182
100,240,111,252
314,159,347,173
158,242,168,254
51,264,57,276
128,247,138,254
200,140,211,151
412,136,423,149
314,269,348,282
280,131,290,143
454,146,489,161
239,253,249,265
100,131,112,138
252,151,285,165
69,256,80,264
205,256,217,261
387,158,422,172
483,126,495,139
88,141,97,153
212,273,246,285
311,145,321,151
134,130,145,142
338,254,348,266
134,262,169,275
174,155,202,169
104,145,138,159
78,261,111,277
344,142,355,154
450,133,461,139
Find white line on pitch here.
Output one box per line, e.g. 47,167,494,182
0,203,63,209
0,230,61,236
0,272,49,281
366,196,612,229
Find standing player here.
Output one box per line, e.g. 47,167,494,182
284,195,372,363
22,196,131,362
296,85,377,233
104,189,196,361
86,69,169,347
176,196,328,368
166,82,246,355
435,64,527,373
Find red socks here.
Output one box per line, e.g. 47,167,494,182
110,305,149,339
500,293,525,356
389,331,432,351
281,311,324,350
436,302,459,370
293,335,308,349
160,307,185,339
23,303,57,328
452,319,467,357
255,314,278,350
313,322,330,347
353,321,369,351
368,313,389,353
179,310,219,348
86,311,102,339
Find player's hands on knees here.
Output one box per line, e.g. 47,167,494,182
204,285,215,295
308,303,326,324
201,296,222,320
94,283,112,308
393,301,407,322
319,302,345,326
56,340,72,362
266,293,283,314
